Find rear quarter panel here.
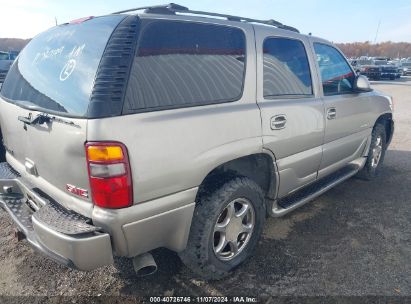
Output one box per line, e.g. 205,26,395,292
87,20,263,204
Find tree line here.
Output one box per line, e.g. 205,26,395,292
0,38,31,52
1,38,411,60
335,41,411,59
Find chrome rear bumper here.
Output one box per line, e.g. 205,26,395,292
0,162,113,270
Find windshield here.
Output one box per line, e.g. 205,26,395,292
0,15,125,117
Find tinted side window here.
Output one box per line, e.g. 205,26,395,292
124,21,246,113
314,43,355,96
263,38,312,98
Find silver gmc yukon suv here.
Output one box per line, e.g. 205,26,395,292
0,4,394,279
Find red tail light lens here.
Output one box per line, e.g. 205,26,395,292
85,142,133,209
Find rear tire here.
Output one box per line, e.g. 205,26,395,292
358,123,387,180
179,177,265,280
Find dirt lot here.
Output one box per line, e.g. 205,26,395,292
0,78,410,301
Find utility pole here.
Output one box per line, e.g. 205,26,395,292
373,19,381,44
55,17,58,26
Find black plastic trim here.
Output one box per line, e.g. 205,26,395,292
88,15,141,118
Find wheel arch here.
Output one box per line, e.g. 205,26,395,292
195,152,279,204
374,113,394,145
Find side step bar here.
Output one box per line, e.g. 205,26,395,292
271,164,361,217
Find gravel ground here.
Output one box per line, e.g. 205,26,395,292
0,78,410,302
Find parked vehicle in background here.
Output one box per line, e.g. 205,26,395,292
8,51,19,60
0,51,17,84
402,62,411,76
388,61,404,78
0,4,395,279
349,59,361,74
356,58,399,80
374,61,398,80
359,62,383,80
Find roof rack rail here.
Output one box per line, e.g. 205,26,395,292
112,3,300,33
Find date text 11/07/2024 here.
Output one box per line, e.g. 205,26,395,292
149,296,259,303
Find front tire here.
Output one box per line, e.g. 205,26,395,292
0,132,5,162
179,177,265,280
358,123,387,180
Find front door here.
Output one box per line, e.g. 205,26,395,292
311,41,373,178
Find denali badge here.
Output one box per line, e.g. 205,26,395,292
66,184,88,198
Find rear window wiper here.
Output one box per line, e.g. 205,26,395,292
18,112,79,128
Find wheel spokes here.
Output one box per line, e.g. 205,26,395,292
229,240,239,255
371,136,383,168
235,203,249,219
215,202,235,231
215,234,227,254
241,223,253,234
226,201,235,219
213,198,255,261
375,136,382,147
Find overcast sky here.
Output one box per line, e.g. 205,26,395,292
0,0,411,42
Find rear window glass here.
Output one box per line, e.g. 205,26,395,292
124,20,246,113
263,38,313,98
0,15,125,117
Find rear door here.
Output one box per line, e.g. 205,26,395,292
255,28,325,198
0,15,126,215
311,41,373,178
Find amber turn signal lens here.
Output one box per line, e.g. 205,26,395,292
87,146,124,162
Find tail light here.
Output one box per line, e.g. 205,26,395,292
85,142,133,209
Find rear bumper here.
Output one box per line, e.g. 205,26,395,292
0,161,197,270
0,163,113,271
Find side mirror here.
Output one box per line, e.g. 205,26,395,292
354,75,372,92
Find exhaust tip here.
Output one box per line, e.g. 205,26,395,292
136,265,158,277
132,253,158,277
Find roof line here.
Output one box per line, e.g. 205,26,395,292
112,3,300,33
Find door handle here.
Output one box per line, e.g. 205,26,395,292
327,108,337,120
270,115,287,130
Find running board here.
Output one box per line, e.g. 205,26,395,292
271,165,360,217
